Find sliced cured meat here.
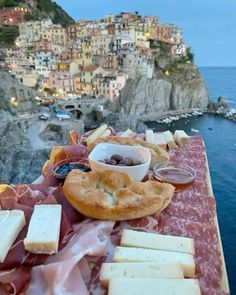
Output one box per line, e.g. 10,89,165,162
0,266,32,295
172,192,216,209
160,215,218,244
200,285,228,295
51,144,88,164
68,130,79,145
26,221,114,295
51,185,85,224
164,202,215,223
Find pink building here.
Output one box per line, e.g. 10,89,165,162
0,7,28,24
48,71,76,95
35,39,52,52
96,75,126,101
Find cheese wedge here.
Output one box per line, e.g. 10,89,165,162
145,129,155,144
24,204,62,255
163,131,177,149
121,129,135,137
108,278,201,295
101,129,112,137
121,230,195,255
86,124,108,145
113,246,195,277
100,262,184,287
153,133,167,149
174,130,189,147
0,210,26,263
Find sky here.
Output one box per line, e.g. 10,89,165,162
55,0,236,67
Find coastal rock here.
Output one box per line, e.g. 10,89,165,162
0,70,40,115
104,112,147,133
39,120,84,144
0,148,50,184
0,117,84,184
118,78,172,115
112,62,209,116
171,79,209,109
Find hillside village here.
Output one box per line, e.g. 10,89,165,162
0,7,189,102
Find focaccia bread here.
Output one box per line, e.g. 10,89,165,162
87,136,170,167
63,170,175,221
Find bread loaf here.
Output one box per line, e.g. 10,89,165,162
63,170,175,221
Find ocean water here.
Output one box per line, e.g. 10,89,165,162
200,66,236,108
147,67,236,294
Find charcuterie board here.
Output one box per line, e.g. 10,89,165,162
0,127,230,295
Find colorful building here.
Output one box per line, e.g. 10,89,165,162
46,25,68,46
0,7,28,25
96,74,126,100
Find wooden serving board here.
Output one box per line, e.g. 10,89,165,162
204,148,230,293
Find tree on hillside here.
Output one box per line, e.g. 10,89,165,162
186,47,194,62
1,0,17,7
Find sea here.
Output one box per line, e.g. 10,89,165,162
146,67,236,294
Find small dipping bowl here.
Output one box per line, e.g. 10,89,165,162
52,160,91,180
153,161,196,191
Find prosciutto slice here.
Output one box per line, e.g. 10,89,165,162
26,221,114,295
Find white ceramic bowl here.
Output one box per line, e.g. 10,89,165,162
88,143,151,181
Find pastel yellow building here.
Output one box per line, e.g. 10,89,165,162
46,25,68,46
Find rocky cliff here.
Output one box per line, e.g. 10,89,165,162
0,116,49,183
0,113,84,184
110,45,208,117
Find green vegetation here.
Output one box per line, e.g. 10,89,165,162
36,0,53,12
0,25,19,45
24,12,40,21
0,0,17,8
157,40,172,53
36,0,74,26
0,98,8,110
186,47,194,62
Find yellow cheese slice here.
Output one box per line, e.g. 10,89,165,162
121,229,195,255
108,278,201,295
24,204,62,255
0,210,26,263
113,246,195,278
100,261,184,287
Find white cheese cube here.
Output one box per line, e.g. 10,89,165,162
145,130,155,144
100,261,184,287
163,131,177,149
101,129,112,137
0,210,26,263
86,124,108,145
121,229,195,255
108,278,201,295
24,204,62,255
121,129,135,137
113,246,195,277
153,133,167,149
174,130,189,147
